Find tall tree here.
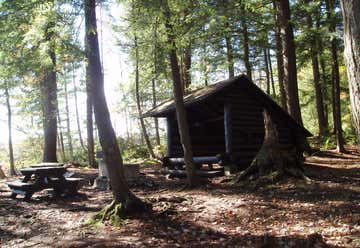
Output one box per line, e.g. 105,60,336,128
240,4,252,80
162,0,197,187
305,1,327,135
326,0,345,152
86,64,96,167
273,0,287,111
42,16,58,162
183,42,192,90
84,0,147,217
267,48,276,96
4,82,15,175
263,48,271,95
225,23,235,78
134,35,155,158
57,110,66,161
341,0,360,149
152,19,161,146
64,75,74,160
276,0,303,124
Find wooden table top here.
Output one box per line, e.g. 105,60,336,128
20,166,66,176
30,162,64,168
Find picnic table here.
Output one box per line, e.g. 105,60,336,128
7,163,83,200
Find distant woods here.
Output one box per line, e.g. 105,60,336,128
0,0,359,173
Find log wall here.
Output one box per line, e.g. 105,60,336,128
226,85,296,169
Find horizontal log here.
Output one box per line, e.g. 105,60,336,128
162,168,224,178
163,155,223,167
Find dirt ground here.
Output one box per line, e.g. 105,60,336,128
1,147,360,248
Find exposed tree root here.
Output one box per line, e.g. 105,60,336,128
235,109,311,184
87,196,151,227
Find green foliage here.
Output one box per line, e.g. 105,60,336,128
118,136,149,162
71,148,89,166
11,136,43,168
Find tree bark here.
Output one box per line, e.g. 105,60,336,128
72,63,85,150
162,0,197,187
236,109,308,183
85,0,145,211
319,42,330,131
64,76,74,160
42,19,58,162
276,0,303,125
4,82,15,176
202,33,209,86
273,0,287,111
183,42,192,91
152,77,160,147
57,110,66,161
264,48,271,95
306,5,327,136
86,63,96,167
225,33,235,78
326,0,345,152
341,0,360,150
134,36,155,158
153,20,160,147
240,6,252,80
268,48,276,96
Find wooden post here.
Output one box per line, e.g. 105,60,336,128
224,100,232,161
166,116,173,157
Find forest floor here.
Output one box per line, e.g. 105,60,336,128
1,146,360,248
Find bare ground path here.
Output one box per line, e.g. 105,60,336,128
1,147,360,247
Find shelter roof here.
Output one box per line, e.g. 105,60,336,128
142,75,312,137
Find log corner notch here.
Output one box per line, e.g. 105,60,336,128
235,109,310,183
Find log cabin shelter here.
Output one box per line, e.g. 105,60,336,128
142,75,312,171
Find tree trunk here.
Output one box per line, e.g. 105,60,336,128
152,77,160,147
57,110,66,161
162,0,197,187
341,0,360,150
202,38,209,85
241,6,252,80
72,63,85,150
183,42,192,91
306,6,327,136
4,83,15,176
85,0,147,214
134,36,155,158
236,109,309,183
276,0,303,125
42,20,58,162
319,42,330,131
202,31,209,86
267,48,276,96
64,76,74,160
225,23,235,78
86,63,96,167
326,0,345,152
273,0,287,111
264,48,271,95
153,21,160,147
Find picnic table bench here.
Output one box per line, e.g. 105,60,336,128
7,163,83,200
